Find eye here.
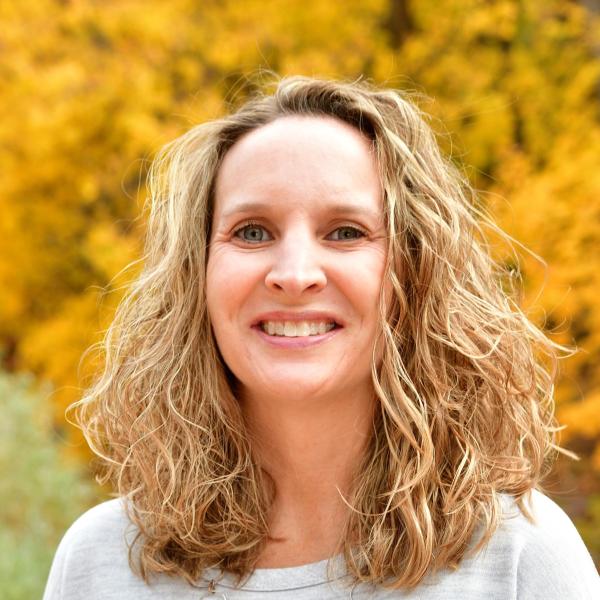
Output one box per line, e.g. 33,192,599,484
233,222,272,243
326,225,366,241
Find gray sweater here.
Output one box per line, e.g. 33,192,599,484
43,489,599,599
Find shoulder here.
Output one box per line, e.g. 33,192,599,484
50,497,135,561
486,489,599,599
43,499,205,599
496,489,592,556
42,498,149,600
423,490,598,600
61,497,131,542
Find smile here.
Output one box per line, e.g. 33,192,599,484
259,320,337,337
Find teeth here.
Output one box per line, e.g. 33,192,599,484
260,320,337,337
297,322,310,336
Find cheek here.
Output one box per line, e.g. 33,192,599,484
206,252,239,337
206,257,242,377
347,250,387,318
206,249,263,335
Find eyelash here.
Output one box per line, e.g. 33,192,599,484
232,220,368,243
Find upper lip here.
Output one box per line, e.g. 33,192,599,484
251,311,345,327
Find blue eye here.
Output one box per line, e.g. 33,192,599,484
327,226,365,241
234,223,272,243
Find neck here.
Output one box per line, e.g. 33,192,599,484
239,384,375,565
239,384,375,513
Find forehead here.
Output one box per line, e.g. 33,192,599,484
213,115,383,219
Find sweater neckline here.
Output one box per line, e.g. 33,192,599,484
200,553,351,592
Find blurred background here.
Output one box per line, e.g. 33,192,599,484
1,0,599,597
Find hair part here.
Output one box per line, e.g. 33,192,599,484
70,75,576,591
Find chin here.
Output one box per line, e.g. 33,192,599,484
273,375,333,393
251,370,341,400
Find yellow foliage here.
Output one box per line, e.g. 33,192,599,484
559,392,600,441
0,0,599,490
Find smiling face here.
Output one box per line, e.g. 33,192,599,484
206,115,387,407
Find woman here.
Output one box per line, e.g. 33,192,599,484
43,76,599,598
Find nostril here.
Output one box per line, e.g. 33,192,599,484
265,277,327,295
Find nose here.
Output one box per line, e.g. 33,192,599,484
264,232,327,296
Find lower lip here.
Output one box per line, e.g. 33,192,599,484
252,325,342,348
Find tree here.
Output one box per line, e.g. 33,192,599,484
1,0,598,568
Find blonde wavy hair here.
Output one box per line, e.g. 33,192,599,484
71,75,575,591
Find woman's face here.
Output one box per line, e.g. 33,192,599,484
207,115,388,404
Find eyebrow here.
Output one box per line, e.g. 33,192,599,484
219,201,381,221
